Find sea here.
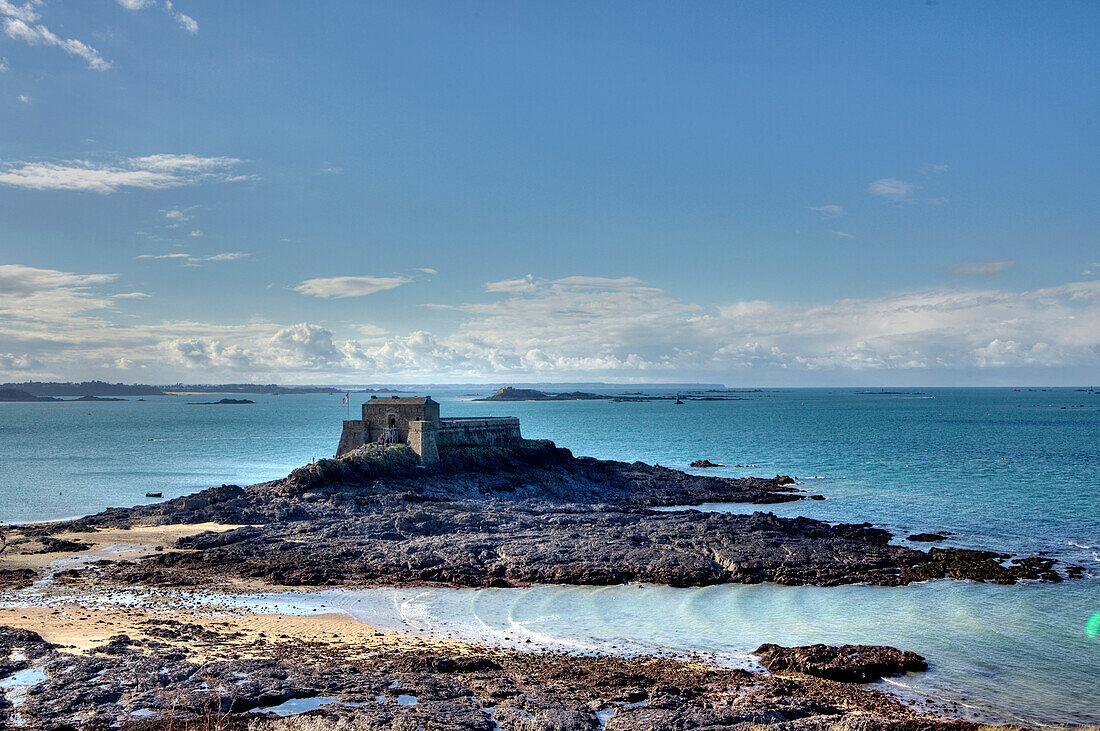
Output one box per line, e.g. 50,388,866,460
1,387,1098,725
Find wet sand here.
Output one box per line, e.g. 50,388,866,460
1,522,247,573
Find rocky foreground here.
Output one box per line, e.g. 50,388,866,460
1,619,973,731
19,440,1063,590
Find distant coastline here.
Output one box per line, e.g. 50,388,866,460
0,388,126,403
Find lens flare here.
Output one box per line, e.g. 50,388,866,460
1087,612,1100,639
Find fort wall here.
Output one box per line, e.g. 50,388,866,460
437,417,521,447
407,420,440,464
337,420,367,456
336,396,521,463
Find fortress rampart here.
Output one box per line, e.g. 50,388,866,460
336,396,521,464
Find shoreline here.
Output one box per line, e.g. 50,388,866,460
0,564,1080,728
0,575,988,729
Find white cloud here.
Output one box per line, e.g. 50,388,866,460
0,265,118,334
828,230,854,239
116,0,197,34
0,56,9,71
868,178,917,203
137,251,249,265
129,154,237,173
0,352,42,371
188,230,203,237
293,275,412,299
163,1,197,33
920,163,950,175
1,4,110,71
0,1,37,23
484,275,536,294
354,323,389,338
946,258,1014,276
172,11,197,33
162,208,192,225
111,291,151,299
807,204,845,218
267,323,340,367
17,93,29,103
0,154,248,193
0,264,116,296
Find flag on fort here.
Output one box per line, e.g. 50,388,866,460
341,393,348,404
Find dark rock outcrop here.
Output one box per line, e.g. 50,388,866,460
0,625,965,731
754,643,928,683
690,459,723,468
21,536,93,554
908,532,949,542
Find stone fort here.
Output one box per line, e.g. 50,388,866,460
336,396,521,464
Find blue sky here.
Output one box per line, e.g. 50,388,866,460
0,1,1097,384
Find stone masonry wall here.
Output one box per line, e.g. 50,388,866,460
337,414,520,461
336,420,367,456
436,417,521,447
407,420,440,464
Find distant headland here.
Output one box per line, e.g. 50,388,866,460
0,388,127,403
475,386,610,401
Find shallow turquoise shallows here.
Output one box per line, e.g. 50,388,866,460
1,388,1097,724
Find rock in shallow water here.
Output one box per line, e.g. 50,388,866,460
753,643,928,683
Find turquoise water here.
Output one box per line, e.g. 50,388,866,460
207,580,1100,726
1,388,1098,724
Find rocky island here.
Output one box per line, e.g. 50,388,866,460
475,386,610,401
35,439,1061,590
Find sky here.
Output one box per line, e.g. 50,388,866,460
0,0,1097,386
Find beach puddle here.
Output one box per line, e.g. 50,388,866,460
248,696,363,716
1,665,48,724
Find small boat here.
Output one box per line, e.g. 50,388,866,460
674,393,684,405
145,491,162,498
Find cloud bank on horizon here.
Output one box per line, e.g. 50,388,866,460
0,264,1097,384
0,3,1096,385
